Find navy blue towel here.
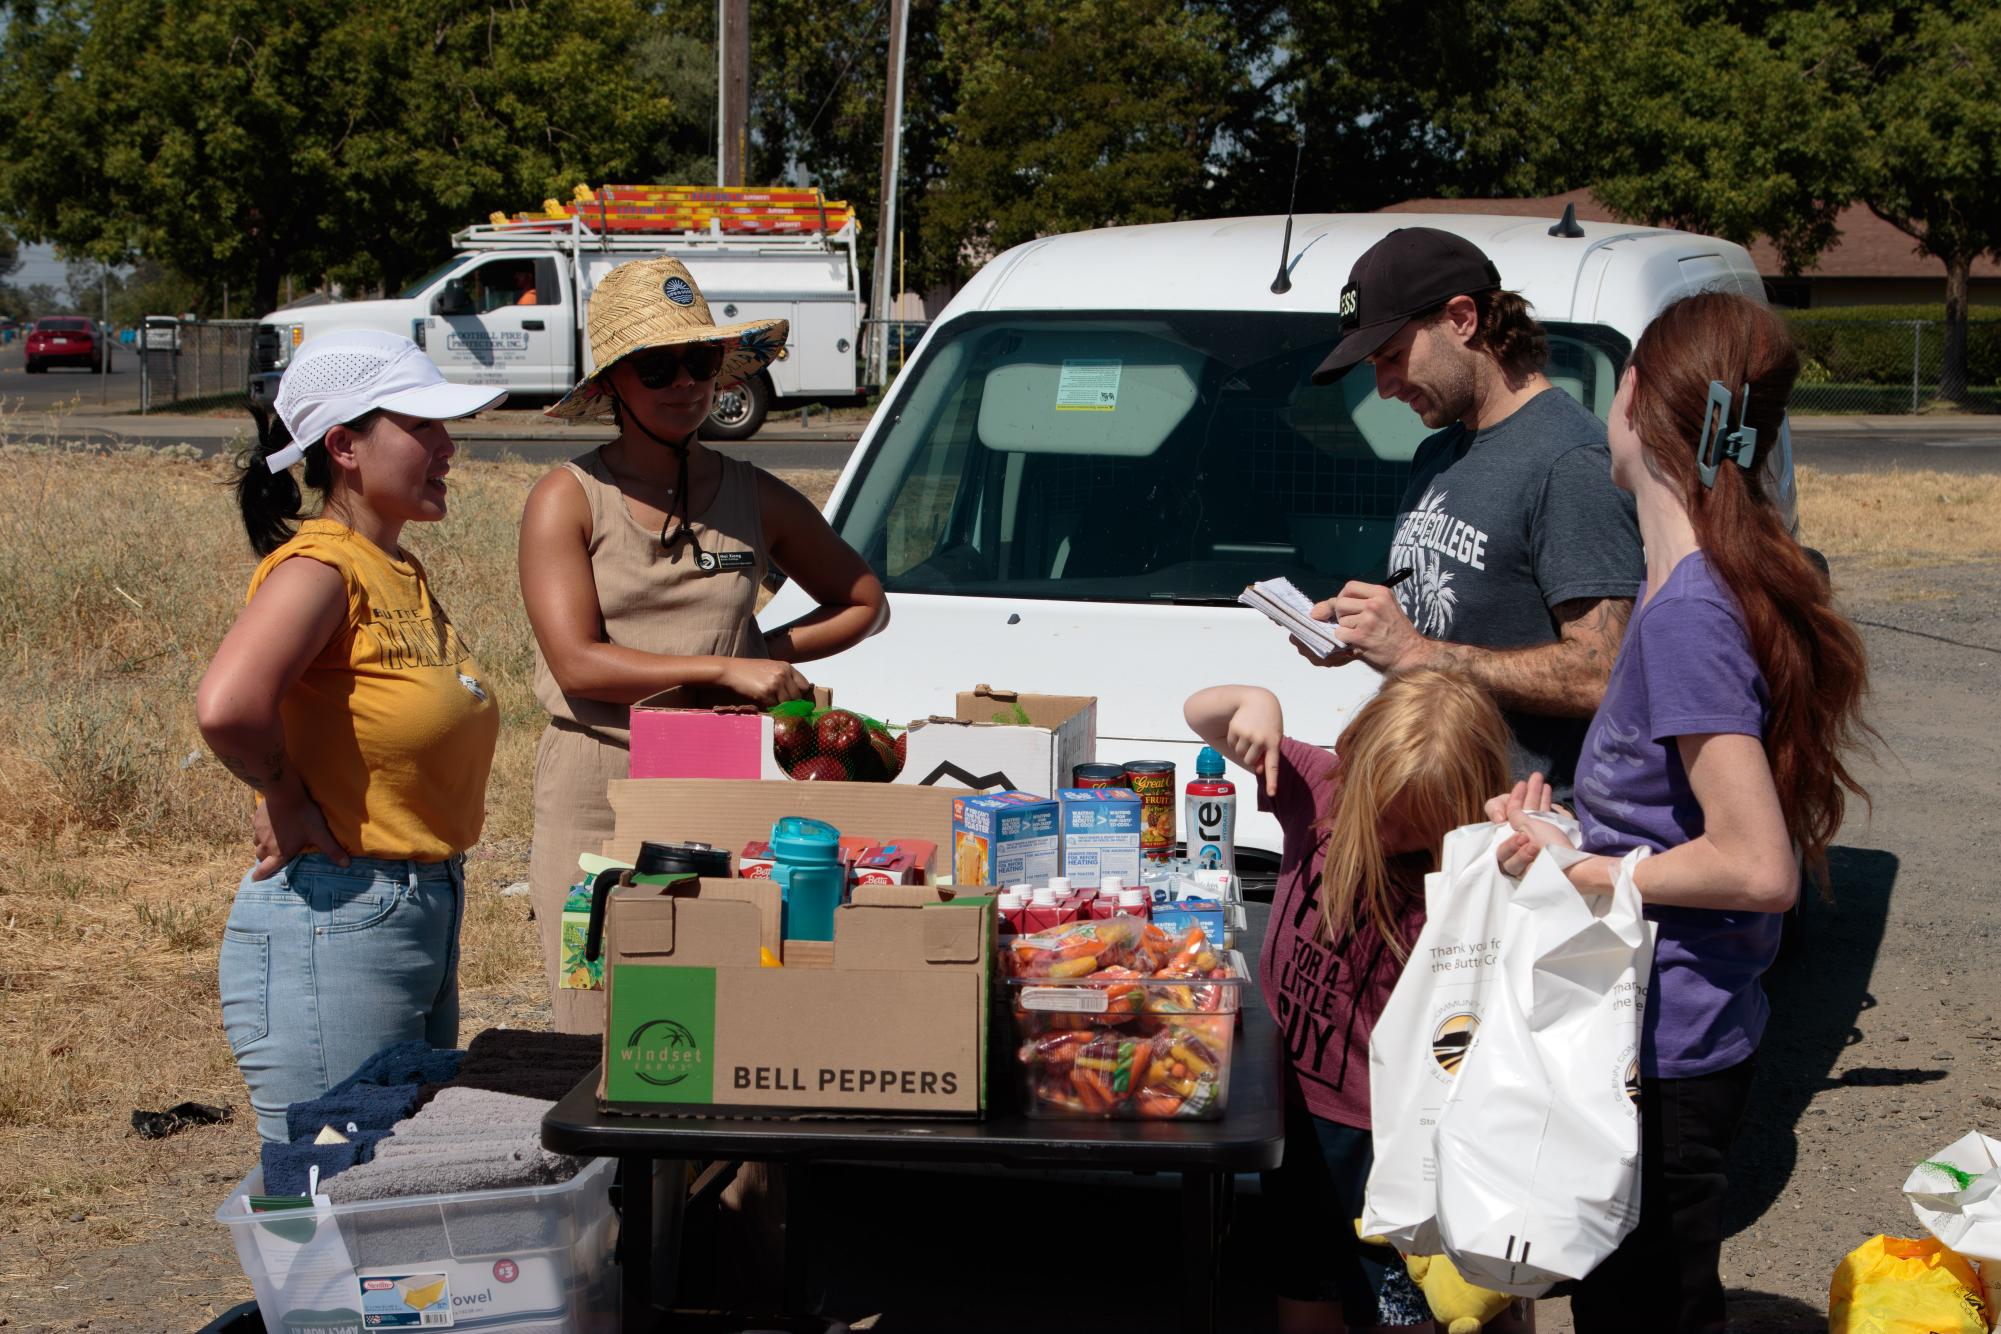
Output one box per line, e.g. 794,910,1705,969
327,1040,464,1095
283,1082,421,1142
260,1128,391,1197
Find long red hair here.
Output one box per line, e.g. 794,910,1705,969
1626,292,1874,887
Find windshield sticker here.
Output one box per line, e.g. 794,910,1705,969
1056,359,1121,412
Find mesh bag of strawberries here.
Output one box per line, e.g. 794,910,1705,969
769,701,906,782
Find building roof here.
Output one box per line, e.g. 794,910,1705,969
1381,189,2001,280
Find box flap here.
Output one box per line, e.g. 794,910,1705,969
832,899,991,971
957,685,1096,732
850,883,984,908
922,904,985,963
605,779,958,871
607,877,781,961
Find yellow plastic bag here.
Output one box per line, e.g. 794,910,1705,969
1829,1234,1992,1333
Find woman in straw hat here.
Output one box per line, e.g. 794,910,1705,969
520,256,887,1032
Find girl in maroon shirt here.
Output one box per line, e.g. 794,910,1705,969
1186,669,1513,1333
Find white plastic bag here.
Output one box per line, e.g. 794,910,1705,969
1360,821,1522,1254
1432,842,1654,1295
1907,1132,2001,1311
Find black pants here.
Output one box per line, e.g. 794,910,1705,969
1570,1056,1757,1334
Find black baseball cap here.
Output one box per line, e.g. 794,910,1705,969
1311,227,1504,384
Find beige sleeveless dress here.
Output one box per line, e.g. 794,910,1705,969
529,448,770,1033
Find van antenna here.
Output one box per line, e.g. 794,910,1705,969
1549,201,1586,239
1270,136,1305,295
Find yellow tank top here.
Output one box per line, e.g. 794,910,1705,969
247,519,500,861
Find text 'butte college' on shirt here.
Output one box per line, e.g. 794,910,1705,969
1388,387,1644,794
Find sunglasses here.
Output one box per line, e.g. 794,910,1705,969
628,343,726,388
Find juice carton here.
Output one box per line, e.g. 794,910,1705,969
952,791,1060,889
1057,787,1144,889
1151,897,1226,941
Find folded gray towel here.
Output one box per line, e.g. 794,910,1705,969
383,1087,553,1140
324,1135,579,1204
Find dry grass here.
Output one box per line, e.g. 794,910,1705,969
1797,464,2001,569
0,443,837,1328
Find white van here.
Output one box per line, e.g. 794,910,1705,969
761,212,1791,875
249,213,866,438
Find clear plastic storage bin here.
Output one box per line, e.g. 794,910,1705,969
1005,928,1249,1121
215,1154,619,1332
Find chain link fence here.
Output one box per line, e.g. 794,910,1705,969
139,318,259,412
1786,316,2001,414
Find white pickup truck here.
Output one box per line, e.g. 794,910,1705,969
248,214,867,439
762,210,1798,874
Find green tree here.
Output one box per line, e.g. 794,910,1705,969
0,0,681,315
1845,2,2001,402
930,0,1242,278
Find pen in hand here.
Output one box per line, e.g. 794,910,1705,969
1383,567,1414,589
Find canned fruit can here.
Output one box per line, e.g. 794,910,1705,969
1071,763,1129,789
1124,761,1177,861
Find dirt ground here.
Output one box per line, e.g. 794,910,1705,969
1,470,1997,1332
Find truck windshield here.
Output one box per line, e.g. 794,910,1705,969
397,257,470,301
832,311,1628,603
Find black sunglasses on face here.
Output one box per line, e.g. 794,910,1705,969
629,343,726,388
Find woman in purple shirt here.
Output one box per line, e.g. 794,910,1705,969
1500,292,1874,1334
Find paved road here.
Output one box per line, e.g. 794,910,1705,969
0,339,141,410
1791,421,2001,475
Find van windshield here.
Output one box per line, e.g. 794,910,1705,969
833,311,1628,603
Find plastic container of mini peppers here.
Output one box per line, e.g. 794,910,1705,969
1004,918,1246,1120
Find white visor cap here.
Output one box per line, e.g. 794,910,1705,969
269,329,507,472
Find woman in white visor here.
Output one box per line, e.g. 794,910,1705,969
196,330,505,1141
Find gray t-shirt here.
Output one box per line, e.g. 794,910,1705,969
1388,387,1642,793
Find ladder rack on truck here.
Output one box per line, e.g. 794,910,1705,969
452,214,861,257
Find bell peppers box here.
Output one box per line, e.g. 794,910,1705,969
951,791,1059,888
627,684,835,781
598,876,994,1117
1058,787,1144,888
899,686,1096,794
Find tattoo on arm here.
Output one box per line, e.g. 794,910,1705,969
219,742,288,792
1408,597,1633,718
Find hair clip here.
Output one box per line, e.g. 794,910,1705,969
1696,380,1758,489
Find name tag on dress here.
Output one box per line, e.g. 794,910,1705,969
695,550,755,573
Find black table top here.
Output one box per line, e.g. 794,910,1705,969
543,904,1284,1174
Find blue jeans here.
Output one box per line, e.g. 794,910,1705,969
217,853,464,1142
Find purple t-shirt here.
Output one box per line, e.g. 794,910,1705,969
1574,551,1778,1079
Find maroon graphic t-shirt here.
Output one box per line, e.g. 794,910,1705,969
1257,737,1427,1128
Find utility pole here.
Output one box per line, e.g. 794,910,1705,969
869,0,909,386
718,0,749,188
99,268,108,405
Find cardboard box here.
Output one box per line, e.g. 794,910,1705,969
627,685,834,781
603,778,959,879
1057,787,1144,888
598,877,993,1117
899,687,1096,794
951,792,1060,888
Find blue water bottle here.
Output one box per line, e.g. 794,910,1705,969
769,817,845,942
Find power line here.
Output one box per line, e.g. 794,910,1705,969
800,0,891,143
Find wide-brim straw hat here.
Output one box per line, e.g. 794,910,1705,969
545,256,788,419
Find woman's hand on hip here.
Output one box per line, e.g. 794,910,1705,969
253,789,350,880
717,658,813,707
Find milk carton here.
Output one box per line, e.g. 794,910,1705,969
1057,787,1144,889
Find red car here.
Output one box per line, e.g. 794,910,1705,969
25,316,112,372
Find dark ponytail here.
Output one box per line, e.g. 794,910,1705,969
235,411,371,555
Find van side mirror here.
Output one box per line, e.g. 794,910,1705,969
434,280,472,317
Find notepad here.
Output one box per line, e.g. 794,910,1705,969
1238,577,1343,659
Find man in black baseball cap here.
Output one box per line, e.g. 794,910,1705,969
1311,226,1503,385
1297,226,1644,800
